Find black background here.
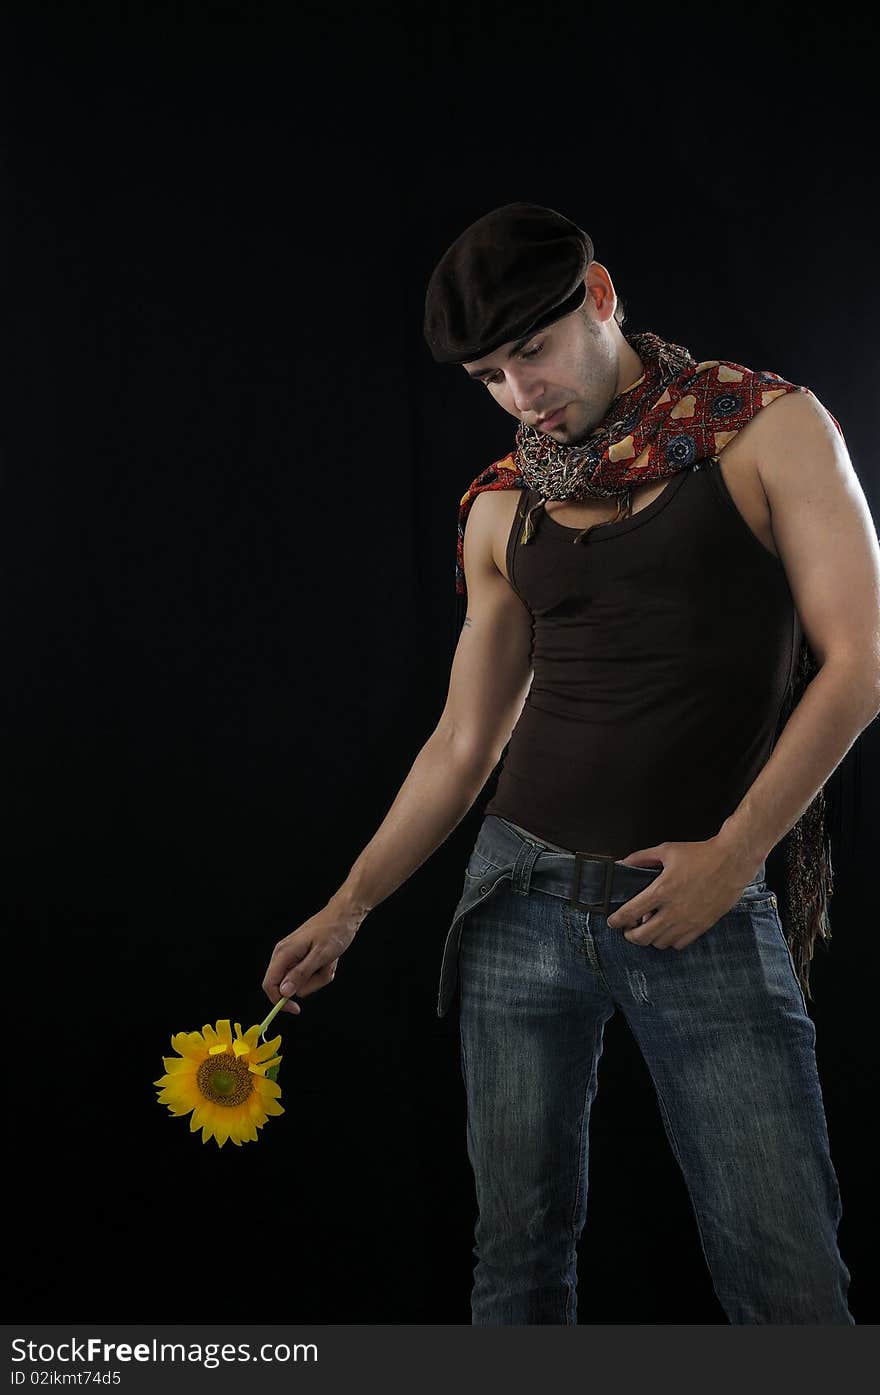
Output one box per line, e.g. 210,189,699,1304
4,1,878,1323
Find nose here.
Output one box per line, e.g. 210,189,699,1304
510,370,545,418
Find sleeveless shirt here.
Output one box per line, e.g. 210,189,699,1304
483,458,801,858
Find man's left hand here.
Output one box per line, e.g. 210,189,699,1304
605,837,761,951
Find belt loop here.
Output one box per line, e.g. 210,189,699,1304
511,838,542,895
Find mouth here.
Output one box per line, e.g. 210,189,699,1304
535,405,567,430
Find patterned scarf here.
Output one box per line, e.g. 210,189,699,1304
454,330,842,1002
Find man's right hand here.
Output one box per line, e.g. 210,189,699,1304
261,893,366,1015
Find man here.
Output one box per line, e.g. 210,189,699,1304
263,203,880,1324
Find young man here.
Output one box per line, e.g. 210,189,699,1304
262,203,879,1324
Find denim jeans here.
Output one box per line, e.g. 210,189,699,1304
442,814,853,1325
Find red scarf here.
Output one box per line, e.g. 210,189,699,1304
454,330,841,600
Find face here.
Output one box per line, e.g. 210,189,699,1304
461,268,626,445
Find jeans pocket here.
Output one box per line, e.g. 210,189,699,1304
437,866,513,1018
463,847,503,881
766,904,811,1009
731,884,778,914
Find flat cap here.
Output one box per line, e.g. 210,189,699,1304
423,202,593,365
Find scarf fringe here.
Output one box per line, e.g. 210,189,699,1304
521,498,546,543
774,634,834,1004
519,488,634,547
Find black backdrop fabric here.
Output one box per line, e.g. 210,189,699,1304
3,2,878,1323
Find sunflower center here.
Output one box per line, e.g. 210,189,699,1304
196,1051,254,1107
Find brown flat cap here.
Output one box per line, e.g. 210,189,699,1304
423,202,594,364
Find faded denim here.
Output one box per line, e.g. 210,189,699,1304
442,813,853,1325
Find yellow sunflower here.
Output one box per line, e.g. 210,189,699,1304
154,1018,284,1147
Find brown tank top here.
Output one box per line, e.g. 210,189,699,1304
484,458,801,857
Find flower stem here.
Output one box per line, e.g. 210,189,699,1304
258,995,289,1042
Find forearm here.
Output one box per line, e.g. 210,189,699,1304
329,730,494,919
717,659,880,872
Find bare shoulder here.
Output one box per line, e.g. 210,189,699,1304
744,388,870,534
731,386,849,487
730,386,880,676
464,487,524,584
750,383,840,438
712,386,851,560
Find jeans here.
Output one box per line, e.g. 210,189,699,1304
445,814,853,1325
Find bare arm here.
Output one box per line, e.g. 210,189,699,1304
331,489,533,916
262,489,534,1009
718,388,880,865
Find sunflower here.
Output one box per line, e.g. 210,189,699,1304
154,1018,284,1148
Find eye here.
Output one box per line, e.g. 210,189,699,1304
482,341,544,387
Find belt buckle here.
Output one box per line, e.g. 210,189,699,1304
570,852,616,914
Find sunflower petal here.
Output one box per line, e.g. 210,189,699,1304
165,1098,194,1117
155,1072,198,1091
236,1111,257,1140
250,1054,277,1073
161,1057,196,1075
171,1031,206,1059
249,1054,281,1076
254,1076,282,1099
155,1086,187,1103
214,1020,233,1047
253,1034,282,1062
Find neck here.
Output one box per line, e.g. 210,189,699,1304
616,337,645,397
